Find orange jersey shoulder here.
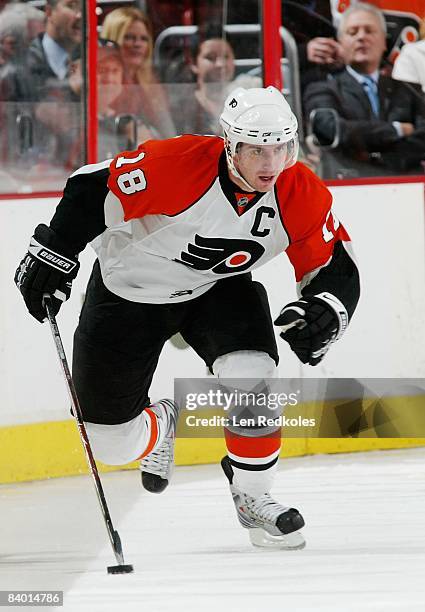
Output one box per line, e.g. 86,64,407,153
107,135,224,221
276,162,350,282
275,162,334,242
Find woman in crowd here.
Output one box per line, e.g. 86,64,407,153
68,39,157,161
170,31,260,136
97,40,158,157
101,7,175,138
189,36,236,134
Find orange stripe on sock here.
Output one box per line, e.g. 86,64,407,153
224,427,281,458
136,408,159,460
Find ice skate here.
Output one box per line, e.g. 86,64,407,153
221,456,306,550
140,399,180,493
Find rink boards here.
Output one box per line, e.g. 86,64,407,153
1,419,425,483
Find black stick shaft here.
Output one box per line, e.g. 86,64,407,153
43,295,127,567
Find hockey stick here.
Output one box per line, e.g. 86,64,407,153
42,294,134,575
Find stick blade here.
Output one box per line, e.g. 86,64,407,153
107,564,134,575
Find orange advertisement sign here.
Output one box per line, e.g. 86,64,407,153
333,0,424,19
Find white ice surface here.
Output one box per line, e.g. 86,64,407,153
1,448,425,612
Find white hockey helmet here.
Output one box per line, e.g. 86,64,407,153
220,86,299,183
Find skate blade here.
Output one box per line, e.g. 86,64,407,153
249,528,306,550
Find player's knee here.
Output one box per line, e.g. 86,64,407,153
85,416,147,465
213,350,276,379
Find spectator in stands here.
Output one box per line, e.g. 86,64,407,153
67,39,157,162
0,4,45,168
17,0,83,169
97,41,125,119
303,3,425,178
101,7,175,138
0,8,29,99
26,0,81,100
4,2,45,41
286,1,344,90
178,35,236,135
392,17,425,93
97,40,159,157
0,4,44,100
169,30,261,136
0,1,18,14
226,0,344,91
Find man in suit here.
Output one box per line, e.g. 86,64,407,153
226,0,343,92
26,0,81,99
304,2,425,178
21,0,82,169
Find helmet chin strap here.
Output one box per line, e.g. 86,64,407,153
224,148,257,192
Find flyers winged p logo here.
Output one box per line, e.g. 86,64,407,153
175,235,265,274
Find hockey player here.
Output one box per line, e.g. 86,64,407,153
14,87,360,549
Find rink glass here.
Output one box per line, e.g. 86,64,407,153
0,0,423,195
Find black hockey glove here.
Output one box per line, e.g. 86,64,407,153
14,224,79,323
274,295,347,366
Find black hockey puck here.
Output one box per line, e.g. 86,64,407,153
107,564,134,575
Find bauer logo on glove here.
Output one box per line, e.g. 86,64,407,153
14,224,80,323
274,293,348,366
29,239,78,274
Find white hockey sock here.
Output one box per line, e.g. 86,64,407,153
85,407,167,465
229,452,280,498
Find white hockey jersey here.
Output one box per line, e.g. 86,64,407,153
67,135,351,305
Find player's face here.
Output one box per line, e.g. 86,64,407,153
48,0,82,48
339,10,386,74
233,143,289,192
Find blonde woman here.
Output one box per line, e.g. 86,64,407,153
392,18,425,93
101,7,175,138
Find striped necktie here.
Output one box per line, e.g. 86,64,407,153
362,76,380,117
